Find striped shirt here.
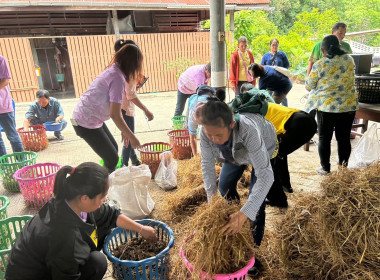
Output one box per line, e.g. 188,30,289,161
200,113,276,221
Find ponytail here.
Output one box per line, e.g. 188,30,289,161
53,162,109,201
321,35,347,59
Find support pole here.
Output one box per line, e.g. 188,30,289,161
210,0,226,89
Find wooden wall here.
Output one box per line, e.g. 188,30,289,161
0,38,39,102
0,32,211,102
67,32,211,97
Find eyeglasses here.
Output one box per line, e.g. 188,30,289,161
271,44,279,47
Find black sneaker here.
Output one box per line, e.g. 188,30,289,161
248,258,262,276
282,185,294,193
132,159,141,166
55,134,64,140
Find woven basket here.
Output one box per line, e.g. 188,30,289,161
167,129,192,160
137,142,172,178
355,74,380,104
17,125,49,152
104,219,174,280
13,163,61,209
0,152,38,192
171,115,186,130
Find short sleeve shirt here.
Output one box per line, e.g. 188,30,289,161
309,41,353,63
73,64,126,129
261,51,290,69
0,55,13,114
121,82,138,117
178,65,209,94
305,54,358,113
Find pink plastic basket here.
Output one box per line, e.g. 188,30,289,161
13,163,61,209
179,237,255,280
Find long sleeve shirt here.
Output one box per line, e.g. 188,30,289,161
200,113,276,221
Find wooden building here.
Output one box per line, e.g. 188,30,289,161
0,0,270,102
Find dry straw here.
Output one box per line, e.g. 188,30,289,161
276,163,380,279
180,195,255,277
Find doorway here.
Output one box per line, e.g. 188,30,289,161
30,37,75,99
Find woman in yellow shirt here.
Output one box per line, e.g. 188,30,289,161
240,83,317,207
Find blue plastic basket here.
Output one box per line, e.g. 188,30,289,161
104,219,174,280
43,121,63,132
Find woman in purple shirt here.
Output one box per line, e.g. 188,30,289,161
173,63,211,116
72,44,143,173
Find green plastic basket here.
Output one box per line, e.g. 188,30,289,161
100,157,122,170
0,197,10,221
0,215,33,278
0,152,38,192
171,115,186,130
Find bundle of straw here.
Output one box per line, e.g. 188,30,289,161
276,163,380,279
181,196,255,277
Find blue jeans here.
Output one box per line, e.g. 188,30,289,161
121,110,139,166
0,112,24,157
30,118,67,137
218,162,266,246
174,90,193,116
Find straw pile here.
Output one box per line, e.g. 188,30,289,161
179,195,255,278
276,163,380,280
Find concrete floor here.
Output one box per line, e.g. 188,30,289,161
0,83,358,279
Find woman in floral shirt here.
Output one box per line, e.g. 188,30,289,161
305,35,358,175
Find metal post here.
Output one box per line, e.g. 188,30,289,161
210,0,226,89
112,10,120,40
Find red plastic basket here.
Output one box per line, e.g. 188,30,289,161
168,129,192,160
137,142,172,178
17,125,49,152
13,163,61,209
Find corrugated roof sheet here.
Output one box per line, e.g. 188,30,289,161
2,0,271,5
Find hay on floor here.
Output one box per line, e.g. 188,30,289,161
276,163,380,280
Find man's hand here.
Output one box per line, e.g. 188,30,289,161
55,117,61,123
144,109,154,121
221,211,248,235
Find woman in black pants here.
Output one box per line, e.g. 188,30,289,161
72,44,144,173
305,35,358,175
240,84,317,207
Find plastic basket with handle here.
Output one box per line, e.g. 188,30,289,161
137,142,172,178
0,215,33,279
355,74,380,104
13,163,61,209
43,121,63,132
167,129,192,160
0,197,10,221
179,234,255,280
17,125,49,152
171,115,186,130
104,219,175,280
0,152,38,192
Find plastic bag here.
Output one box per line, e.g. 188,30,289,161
348,123,380,168
154,151,177,190
108,164,155,219
271,66,292,78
